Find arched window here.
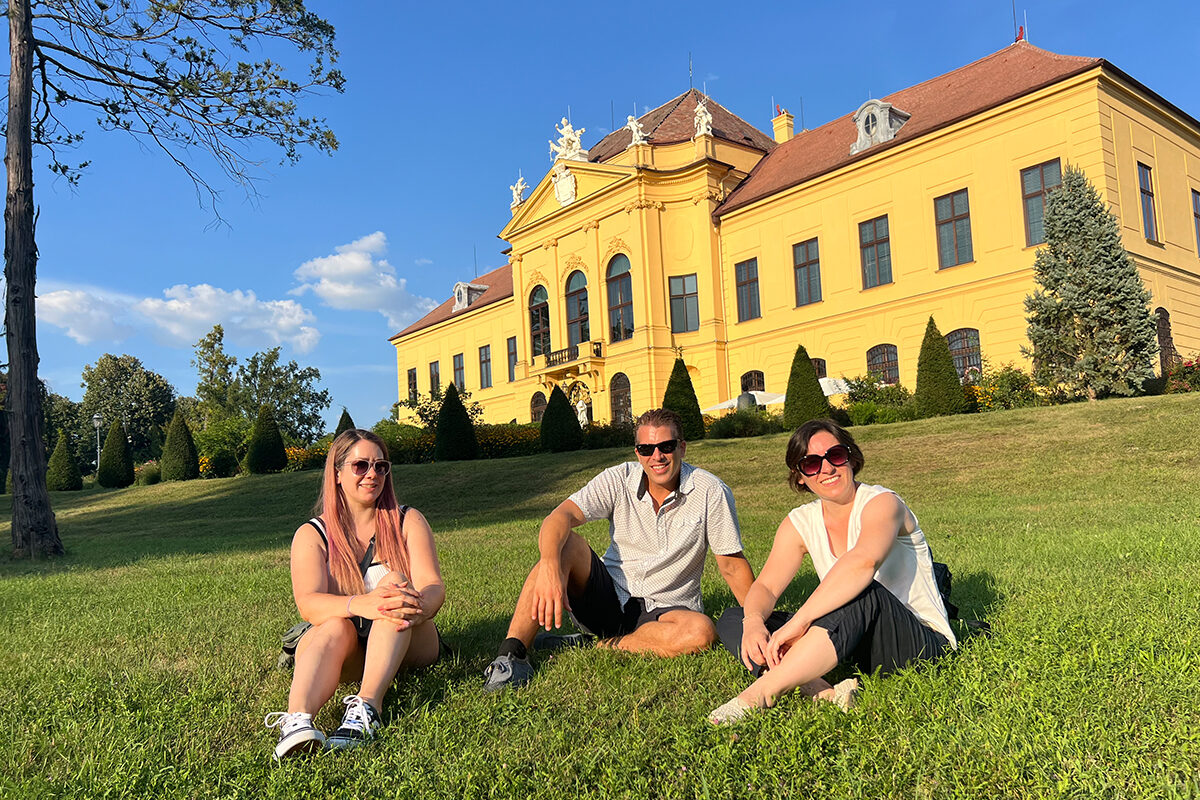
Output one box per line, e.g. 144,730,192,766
610,373,632,422
565,271,589,347
945,328,982,379
606,255,634,342
811,358,827,379
530,391,548,423
529,286,550,358
740,370,765,393
866,344,899,385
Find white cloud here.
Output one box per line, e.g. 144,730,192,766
38,288,136,344
292,232,437,329
413,257,433,266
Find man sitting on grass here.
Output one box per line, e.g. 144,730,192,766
483,407,755,691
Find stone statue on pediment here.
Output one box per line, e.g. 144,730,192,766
549,117,588,161
509,175,529,208
551,161,576,207
693,99,712,138
625,115,647,147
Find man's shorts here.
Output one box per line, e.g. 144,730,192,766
567,548,691,639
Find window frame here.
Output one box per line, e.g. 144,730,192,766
407,367,418,404
859,215,893,289
1021,158,1062,246
934,188,974,268
811,358,827,379
429,361,440,395
1138,162,1159,242
945,328,981,379
478,345,492,389
734,257,761,322
793,238,821,306
452,353,464,390
606,255,635,343
1193,189,1200,254
610,372,632,423
740,370,765,393
530,391,547,423
668,273,700,333
507,336,518,382
866,344,899,385
529,286,551,358
565,270,590,347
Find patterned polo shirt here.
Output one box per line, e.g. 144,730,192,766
567,461,744,614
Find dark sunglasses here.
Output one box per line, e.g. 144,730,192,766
346,459,391,477
797,444,851,477
634,439,679,457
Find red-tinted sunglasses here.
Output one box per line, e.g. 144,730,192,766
346,459,391,477
797,444,851,477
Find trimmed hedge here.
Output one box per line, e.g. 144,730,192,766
477,423,542,459
243,406,288,474
707,409,786,440
662,358,705,441
540,385,583,452
434,383,479,461
97,421,134,488
46,431,83,491
783,344,832,429
583,420,636,451
915,316,969,417
334,408,356,438
160,409,200,481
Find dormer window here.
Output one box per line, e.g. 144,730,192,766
452,280,488,312
850,100,910,155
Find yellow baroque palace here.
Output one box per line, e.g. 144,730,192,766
390,42,1200,425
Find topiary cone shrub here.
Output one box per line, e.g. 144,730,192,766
243,406,288,474
915,316,969,417
160,409,200,481
433,383,479,461
97,421,135,488
662,358,705,441
783,344,832,429
46,430,83,491
334,408,356,438
540,385,583,453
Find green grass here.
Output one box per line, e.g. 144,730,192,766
2,394,1200,798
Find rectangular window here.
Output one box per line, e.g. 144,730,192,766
793,238,821,306
429,361,440,395
407,368,418,404
452,353,464,389
1138,163,1158,241
859,215,892,289
669,274,699,333
734,258,761,322
935,189,973,268
811,358,827,379
479,345,492,389
1021,158,1062,246
1193,190,1200,254
507,336,518,382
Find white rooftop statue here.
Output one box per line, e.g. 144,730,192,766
693,99,712,138
625,115,647,147
549,117,588,161
509,175,529,208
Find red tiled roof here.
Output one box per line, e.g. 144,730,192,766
716,42,1101,217
588,88,776,163
389,263,513,340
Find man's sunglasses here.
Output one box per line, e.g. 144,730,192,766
634,439,679,457
796,444,851,477
346,459,391,477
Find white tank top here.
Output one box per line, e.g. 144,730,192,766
787,483,956,647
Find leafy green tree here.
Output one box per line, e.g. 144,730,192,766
97,421,134,489
229,348,331,445
80,355,177,462
5,1,343,558
45,390,90,476
194,416,251,479
46,432,82,492
783,344,832,428
160,410,200,482
1024,165,1158,399
540,385,583,453
433,384,479,461
400,389,483,430
661,358,705,441
915,317,969,417
191,325,239,426
243,407,288,474
334,408,356,438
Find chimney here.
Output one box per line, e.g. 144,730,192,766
772,108,794,144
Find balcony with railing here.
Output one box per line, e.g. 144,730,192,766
532,341,604,379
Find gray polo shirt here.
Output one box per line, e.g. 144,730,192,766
567,461,743,614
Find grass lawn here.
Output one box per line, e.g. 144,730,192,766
2,394,1200,799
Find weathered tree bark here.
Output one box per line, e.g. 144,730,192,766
6,0,63,557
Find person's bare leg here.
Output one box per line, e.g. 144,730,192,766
596,609,716,657
288,618,359,714
401,619,441,669
357,623,413,710
736,625,840,708
502,531,594,646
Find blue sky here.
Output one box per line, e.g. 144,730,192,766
30,0,1200,432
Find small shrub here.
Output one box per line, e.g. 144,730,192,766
662,358,705,440
284,443,329,472
540,385,583,453
243,406,288,474
195,416,251,477
334,408,356,437
160,409,200,481
843,374,912,408
783,344,832,428
1166,355,1200,393
135,461,161,486
583,420,636,450
390,432,436,464
46,432,83,491
967,362,1039,411
372,419,424,458
97,421,134,488
707,409,786,439
846,401,879,426
434,383,479,461
477,423,543,459
915,317,969,417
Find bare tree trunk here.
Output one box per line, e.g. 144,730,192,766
6,0,62,557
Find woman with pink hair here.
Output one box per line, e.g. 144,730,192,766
265,429,444,758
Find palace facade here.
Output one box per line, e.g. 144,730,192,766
389,42,1200,425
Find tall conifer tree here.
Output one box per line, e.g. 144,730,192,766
662,358,705,441
783,344,832,428
915,317,969,417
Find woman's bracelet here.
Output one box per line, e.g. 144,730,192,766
346,594,357,617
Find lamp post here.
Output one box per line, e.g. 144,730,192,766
92,413,102,472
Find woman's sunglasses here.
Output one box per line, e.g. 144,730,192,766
634,439,679,457
346,459,391,477
796,444,851,477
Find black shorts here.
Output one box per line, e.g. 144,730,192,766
568,548,690,639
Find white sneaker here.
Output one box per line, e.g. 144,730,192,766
326,695,382,750
264,711,325,759
708,696,758,725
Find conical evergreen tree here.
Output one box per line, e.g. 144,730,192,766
661,358,704,441
433,383,479,461
97,420,134,488
783,344,832,428
46,430,83,491
160,408,200,481
540,385,583,453
1024,165,1157,399
334,408,356,437
915,317,969,417
243,406,288,474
